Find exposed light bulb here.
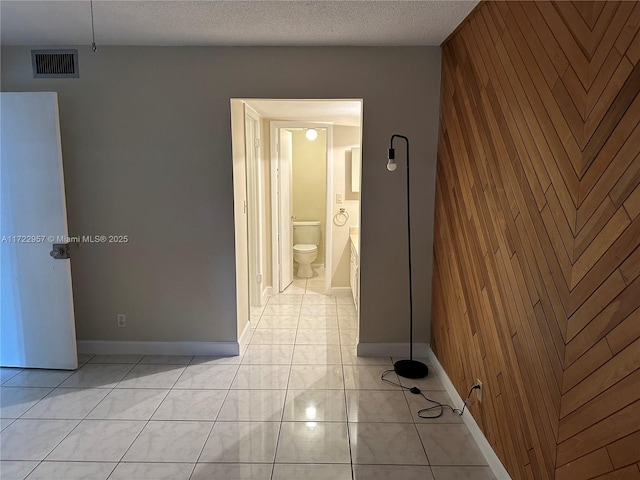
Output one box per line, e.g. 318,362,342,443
305,128,318,141
387,147,396,171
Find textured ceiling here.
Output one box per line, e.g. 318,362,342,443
0,1,478,47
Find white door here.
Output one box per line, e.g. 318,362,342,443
1,92,78,370
278,129,293,292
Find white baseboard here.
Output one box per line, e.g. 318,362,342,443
77,340,240,357
427,348,511,480
356,342,430,358
261,286,273,305
331,286,352,296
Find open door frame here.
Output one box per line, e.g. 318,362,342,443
230,100,250,340
244,105,264,306
270,121,334,294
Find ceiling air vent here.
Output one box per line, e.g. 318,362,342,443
31,49,79,78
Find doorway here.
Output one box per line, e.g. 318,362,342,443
230,98,363,342
271,122,331,294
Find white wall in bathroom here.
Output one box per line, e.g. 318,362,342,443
291,129,327,264
331,125,361,287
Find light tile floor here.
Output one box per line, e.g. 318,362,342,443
0,269,496,480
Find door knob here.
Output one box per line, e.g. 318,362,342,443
50,243,70,259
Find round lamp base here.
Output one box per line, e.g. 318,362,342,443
394,359,429,379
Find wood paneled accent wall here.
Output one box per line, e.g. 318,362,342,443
431,2,640,479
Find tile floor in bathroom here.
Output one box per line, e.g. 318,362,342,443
0,268,496,479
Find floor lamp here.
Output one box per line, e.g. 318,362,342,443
387,134,429,379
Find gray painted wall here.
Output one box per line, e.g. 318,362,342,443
1,46,441,345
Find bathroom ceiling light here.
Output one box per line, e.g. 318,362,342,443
305,128,318,141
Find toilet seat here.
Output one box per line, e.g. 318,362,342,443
293,244,317,254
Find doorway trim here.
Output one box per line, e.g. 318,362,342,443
244,104,264,307
270,121,334,294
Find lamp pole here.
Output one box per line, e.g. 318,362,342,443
387,134,429,379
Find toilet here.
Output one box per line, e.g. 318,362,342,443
293,221,320,278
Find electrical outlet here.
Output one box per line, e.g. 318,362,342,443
476,379,483,402
117,314,126,328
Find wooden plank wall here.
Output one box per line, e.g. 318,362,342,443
431,2,640,479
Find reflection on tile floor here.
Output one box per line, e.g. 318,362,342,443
0,268,495,479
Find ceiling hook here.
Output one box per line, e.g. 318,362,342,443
90,0,97,52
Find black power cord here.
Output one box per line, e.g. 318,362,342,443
381,369,481,419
